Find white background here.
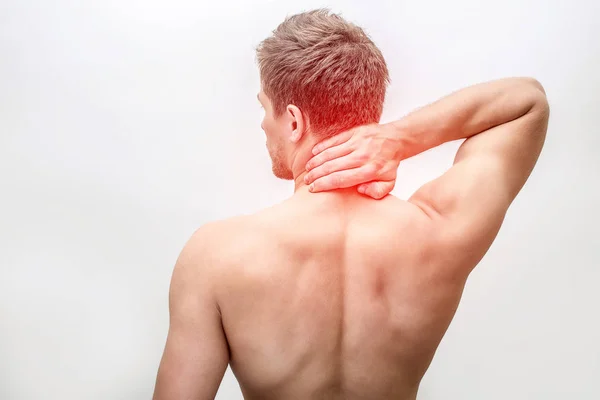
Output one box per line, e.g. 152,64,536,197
1,0,598,399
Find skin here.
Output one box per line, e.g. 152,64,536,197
152,77,549,400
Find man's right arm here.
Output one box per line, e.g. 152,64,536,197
305,77,549,270
399,78,549,267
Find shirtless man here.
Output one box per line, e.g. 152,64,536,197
152,9,549,400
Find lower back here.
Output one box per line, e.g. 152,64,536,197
216,190,467,399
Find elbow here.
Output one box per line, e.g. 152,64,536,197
523,79,550,144
522,77,547,96
520,77,549,118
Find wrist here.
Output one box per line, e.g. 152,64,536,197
382,120,411,161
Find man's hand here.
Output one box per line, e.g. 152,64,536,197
304,123,403,199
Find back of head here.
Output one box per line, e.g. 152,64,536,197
255,8,391,140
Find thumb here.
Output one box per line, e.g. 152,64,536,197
358,181,395,199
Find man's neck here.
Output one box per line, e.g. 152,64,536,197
285,132,318,193
289,143,361,197
292,153,312,193
288,132,365,196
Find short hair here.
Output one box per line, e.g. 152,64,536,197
255,8,391,139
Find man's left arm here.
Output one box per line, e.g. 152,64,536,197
153,224,229,400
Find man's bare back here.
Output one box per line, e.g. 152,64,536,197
216,188,469,399
152,76,548,399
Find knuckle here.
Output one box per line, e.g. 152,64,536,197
311,155,323,167
364,163,378,175
373,187,385,199
331,175,343,186
373,158,386,169
357,151,369,162
322,148,334,158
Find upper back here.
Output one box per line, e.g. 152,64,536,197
215,190,473,400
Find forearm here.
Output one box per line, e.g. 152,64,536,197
386,77,547,159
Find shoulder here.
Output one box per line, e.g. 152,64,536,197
190,216,251,244
169,216,258,298
180,214,268,266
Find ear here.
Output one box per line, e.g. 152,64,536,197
286,105,306,143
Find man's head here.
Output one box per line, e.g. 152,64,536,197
255,8,390,181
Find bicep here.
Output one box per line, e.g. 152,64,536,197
409,100,549,264
153,233,229,400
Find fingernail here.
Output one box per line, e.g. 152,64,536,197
304,175,309,183
309,184,314,192
312,147,319,155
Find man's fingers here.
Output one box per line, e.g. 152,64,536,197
311,129,354,156
309,165,376,192
305,155,365,185
305,143,353,172
358,180,396,199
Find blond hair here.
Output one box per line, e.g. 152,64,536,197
255,8,391,139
